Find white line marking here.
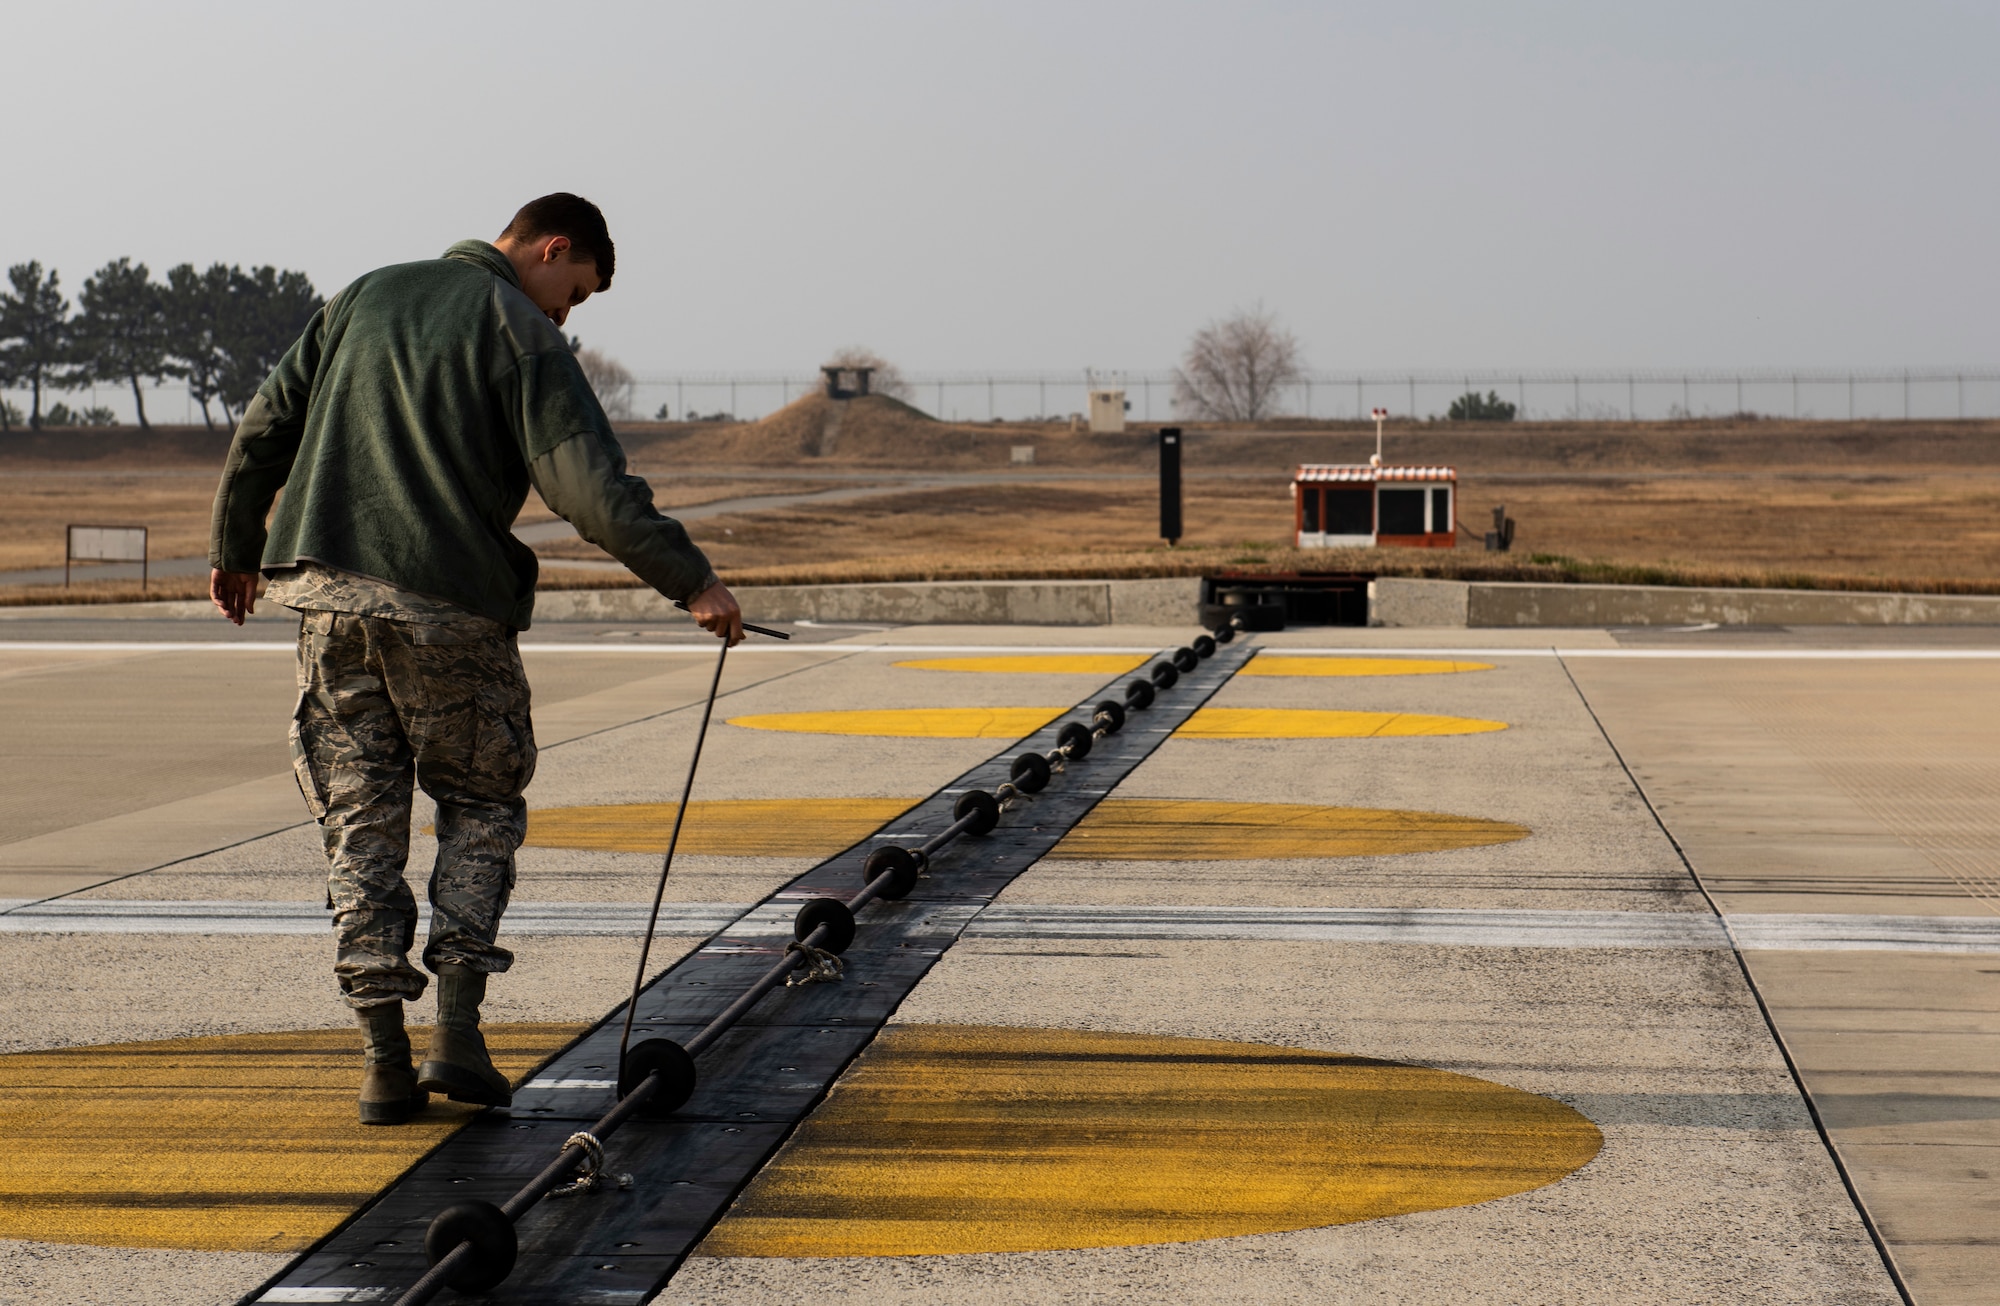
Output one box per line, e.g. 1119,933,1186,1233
0,900,748,935
0,641,1175,655
9,900,1999,952
969,905,2000,951
524,1078,617,1091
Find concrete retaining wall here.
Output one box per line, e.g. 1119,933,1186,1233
535,577,1201,627
0,578,1201,627
1370,576,2000,627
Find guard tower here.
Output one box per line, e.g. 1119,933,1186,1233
1293,464,1457,548
822,366,874,399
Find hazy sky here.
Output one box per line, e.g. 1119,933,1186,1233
8,1,1996,376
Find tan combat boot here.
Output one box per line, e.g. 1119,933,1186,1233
417,963,514,1107
356,1001,428,1126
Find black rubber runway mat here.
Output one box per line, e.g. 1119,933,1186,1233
249,640,1254,1304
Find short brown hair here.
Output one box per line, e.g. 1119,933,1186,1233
500,193,615,291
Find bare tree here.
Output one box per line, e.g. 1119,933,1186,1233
821,346,912,401
1172,306,1303,422
572,343,635,420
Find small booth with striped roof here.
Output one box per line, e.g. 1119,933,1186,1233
1293,464,1457,549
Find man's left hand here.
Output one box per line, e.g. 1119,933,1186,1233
211,568,259,626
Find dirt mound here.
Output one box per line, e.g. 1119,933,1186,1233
686,392,956,462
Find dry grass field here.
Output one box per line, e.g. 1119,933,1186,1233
4,400,1998,605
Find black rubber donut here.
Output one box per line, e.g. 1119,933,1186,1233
864,845,923,899
1212,624,1236,644
1171,646,1200,672
1010,751,1052,793
794,896,857,954
954,788,1001,835
1192,634,1217,658
1057,721,1094,760
1092,699,1126,733
1124,678,1157,709
1150,661,1180,689
621,1037,698,1115
424,1201,517,1294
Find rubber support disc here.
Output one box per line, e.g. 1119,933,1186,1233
864,845,923,899
954,788,1001,835
425,1200,517,1294
621,1037,697,1115
1124,678,1157,709
1172,646,1200,672
1010,751,1052,794
1212,624,1236,644
795,896,857,953
1192,635,1217,658
1150,661,1180,689
1057,721,1094,760
1093,699,1126,733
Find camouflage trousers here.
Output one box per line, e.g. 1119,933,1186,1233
290,610,537,1009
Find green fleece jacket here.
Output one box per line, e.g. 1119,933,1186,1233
208,240,714,628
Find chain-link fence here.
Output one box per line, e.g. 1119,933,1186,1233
8,367,1998,430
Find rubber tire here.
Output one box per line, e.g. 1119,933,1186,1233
1150,661,1180,689
1010,751,1052,794
621,1037,698,1115
1092,699,1126,733
1124,678,1156,710
1057,721,1094,761
1211,624,1236,644
1192,635,1216,658
954,788,1001,835
425,1201,517,1294
795,897,857,953
1171,646,1200,673
864,845,923,899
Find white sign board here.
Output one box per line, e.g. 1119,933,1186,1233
66,524,149,587
68,525,147,562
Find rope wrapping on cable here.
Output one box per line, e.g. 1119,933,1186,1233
547,1132,633,1198
785,939,845,986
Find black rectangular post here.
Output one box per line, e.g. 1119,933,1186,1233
1158,427,1182,546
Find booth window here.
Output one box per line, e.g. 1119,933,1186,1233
1430,486,1452,534
1326,488,1372,535
1301,486,1321,532
1378,487,1427,535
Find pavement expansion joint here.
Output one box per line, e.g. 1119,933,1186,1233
252,640,1256,1304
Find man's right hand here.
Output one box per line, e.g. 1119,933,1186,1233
687,580,744,646
211,568,259,626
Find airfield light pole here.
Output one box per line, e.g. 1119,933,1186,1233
1370,407,1387,468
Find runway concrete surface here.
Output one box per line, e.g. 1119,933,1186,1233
0,603,1993,1303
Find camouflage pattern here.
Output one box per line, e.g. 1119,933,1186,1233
266,562,475,625
288,603,537,1009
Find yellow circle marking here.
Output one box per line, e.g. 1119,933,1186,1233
1051,799,1527,860
1242,656,1494,677
700,1024,1602,1258
0,1024,584,1252
728,707,1068,738
893,655,1152,675
1178,707,1509,738
524,798,920,857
